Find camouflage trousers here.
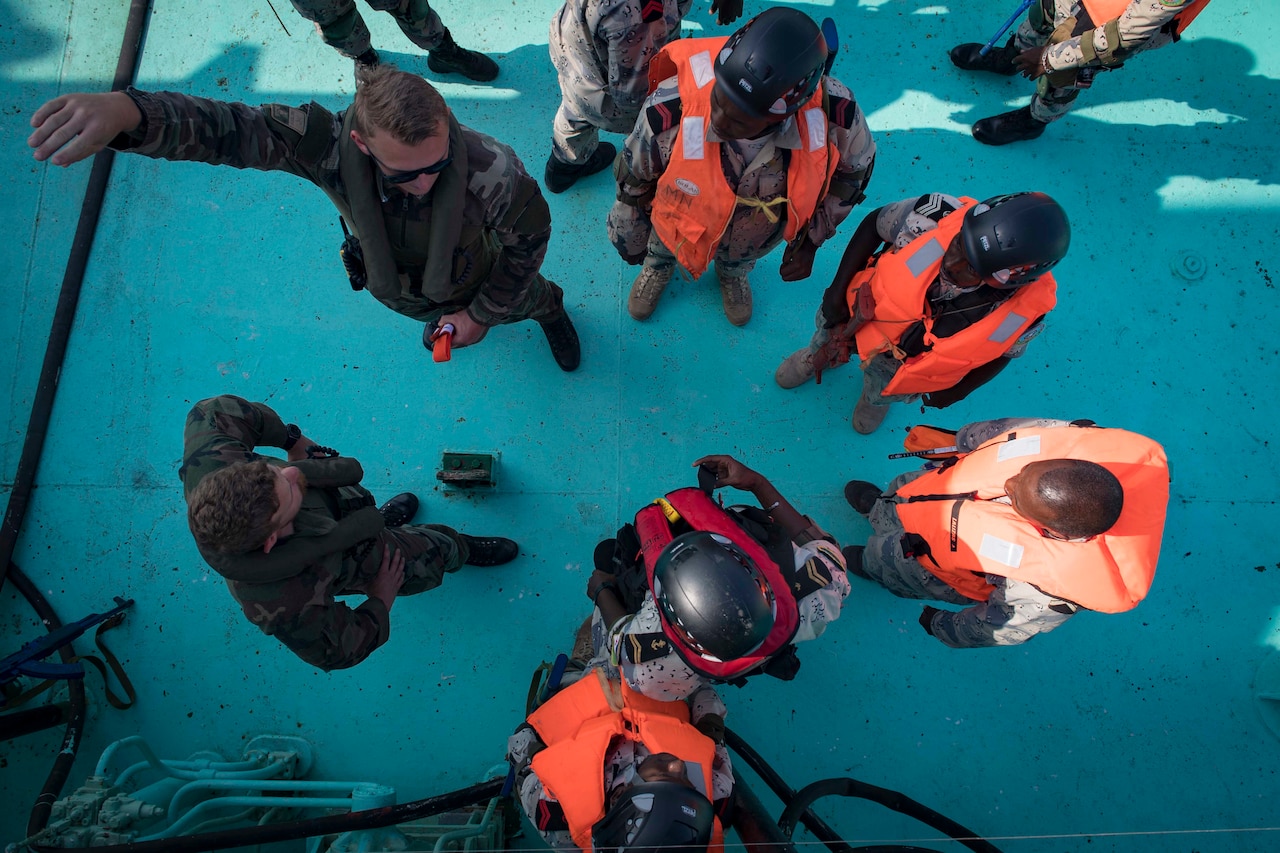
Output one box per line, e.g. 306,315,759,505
412,274,566,330
290,0,444,58
858,470,973,605
640,228,782,280
551,94,636,166
1014,0,1174,123
349,522,467,596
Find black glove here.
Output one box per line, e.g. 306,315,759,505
919,606,941,636
710,0,744,25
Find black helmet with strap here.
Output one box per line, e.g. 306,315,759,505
591,781,714,853
959,192,1071,289
713,7,829,119
652,531,776,663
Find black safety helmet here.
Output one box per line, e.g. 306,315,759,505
958,192,1071,289
652,531,776,662
592,781,715,853
713,7,829,119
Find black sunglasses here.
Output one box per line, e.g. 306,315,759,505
369,141,453,184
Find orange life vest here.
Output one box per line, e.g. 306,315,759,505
646,37,838,279
634,488,799,680
845,198,1058,396
1081,0,1209,36
893,425,1169,613
527,669,725,853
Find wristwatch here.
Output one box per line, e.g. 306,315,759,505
282,423,302,452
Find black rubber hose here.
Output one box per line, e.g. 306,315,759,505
9,563,89,839
725,726,853,852
30,777,504,853
778,778,1004,853
0,703,73,742
0,0,152,596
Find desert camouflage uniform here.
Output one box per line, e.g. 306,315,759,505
548,0,692,166
115,89,561,327
608,75,876,280
179,395,468,671
1016,0,1195,122
289,0,444,58
795,193,1046,412
858,418,1082,648
590,535,850,702
507,669,733,850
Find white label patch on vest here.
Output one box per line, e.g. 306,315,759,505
988,312,1029,344
906,238,945,277
996,435,1042,462
681,117,706,160
803,107,827,151
979,533,1025,569
690,52,715,88
675,178,700,196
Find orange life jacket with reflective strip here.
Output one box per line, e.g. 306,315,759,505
647,37,838,279
634,488,799,679
527,670,725,853
1081,0,1209,36
845,198,1057,396
893,426,1169,612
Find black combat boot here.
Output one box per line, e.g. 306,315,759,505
843,480,882,516
972,106,1048,145
840,545,870,580
427,28,499,82
539,309,581,372
378,493,419,527
949,38,1020,76
461,535,519,566
543,143,617,194
354,47,380,68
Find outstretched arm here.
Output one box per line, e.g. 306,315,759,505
29,91,142,165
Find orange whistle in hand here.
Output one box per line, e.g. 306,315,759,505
431,323,454,363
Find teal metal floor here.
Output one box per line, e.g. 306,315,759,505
4,0,1279,850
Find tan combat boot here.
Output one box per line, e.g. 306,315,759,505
774,348,816,389
852,383,889,435
718,269,753,326
628,266,673,321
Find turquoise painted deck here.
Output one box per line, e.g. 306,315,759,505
3,0,1279,849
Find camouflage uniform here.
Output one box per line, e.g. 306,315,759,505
115,89,562,328
590,533,849,702
289,0,444,58
548,0,692,166
859,418,1082,648
179,395,469,671
1017,0,1195,122
795,193,1045,413
507,668,733,850
608,75,876,281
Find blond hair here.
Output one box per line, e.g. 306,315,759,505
187,460,280,554
351,65,448,144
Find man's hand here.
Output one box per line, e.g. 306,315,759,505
710,0,744,26
780,237,818,282
692,455,762,491
439,310,490,347
368,545,406,611
287,434,318,462
1013,46,1049,80
694,713,726,744
586,569,617,601
919,606,940,636
29,92,143,166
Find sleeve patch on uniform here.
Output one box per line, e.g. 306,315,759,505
914,193,960,222
266,104,308,135
626,631,673,664
824,94,857,129
646,98,683,134
792,556,834,598
535,799,569,832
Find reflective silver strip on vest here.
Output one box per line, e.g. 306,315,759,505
906,237,945,277
690,51,715,88
681,116,705,160
803,107,826,152
996,435,1041,462
979,533,1025,569
989,311,1029,344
